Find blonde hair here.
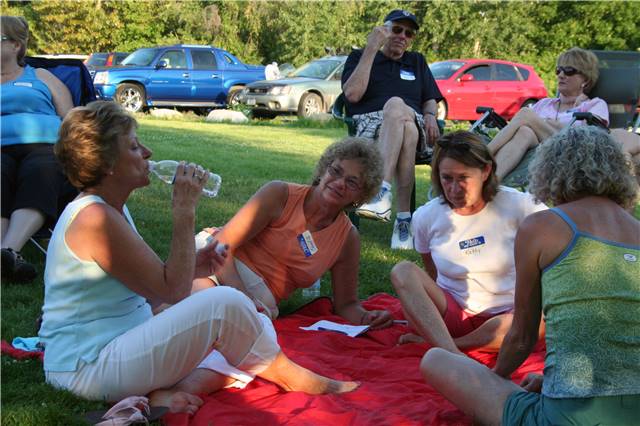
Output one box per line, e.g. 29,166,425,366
56,101,137,190
528,126,638,209
1,16,29,66
557,47,600,93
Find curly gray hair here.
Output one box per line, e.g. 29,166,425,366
528,126,638,209
312,137,383,206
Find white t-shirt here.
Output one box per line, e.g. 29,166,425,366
413,186,547,315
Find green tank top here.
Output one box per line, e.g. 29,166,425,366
541,208,640,398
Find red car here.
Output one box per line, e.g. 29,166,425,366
430,59,548,121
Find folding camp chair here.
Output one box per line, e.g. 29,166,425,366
332,93,440,227
469,50,640,190
24,57,97,254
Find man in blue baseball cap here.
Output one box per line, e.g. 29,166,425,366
342,9,443,250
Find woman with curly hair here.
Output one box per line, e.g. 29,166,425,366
194,137,393,328
420,126,639,425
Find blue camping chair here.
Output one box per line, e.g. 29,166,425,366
24,57,97,254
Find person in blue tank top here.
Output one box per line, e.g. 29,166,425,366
420,126,639,425
41,101,357,414
1,16,74,283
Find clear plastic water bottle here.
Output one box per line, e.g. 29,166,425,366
149,160,221,198
302,279,321,298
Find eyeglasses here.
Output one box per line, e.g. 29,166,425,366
391,26,416,39
327,164,362,191
555,66,580,76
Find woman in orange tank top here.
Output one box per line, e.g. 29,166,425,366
194,137,393,329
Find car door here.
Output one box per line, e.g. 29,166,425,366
323,63,344,112
490,63,525,118
452,63,493,119
146,49,191,101
189,49,226,105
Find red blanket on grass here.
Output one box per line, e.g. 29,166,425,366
165,294,545,426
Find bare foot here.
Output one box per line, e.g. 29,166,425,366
148,389,203,415
398,332,426,345
259,351,359,394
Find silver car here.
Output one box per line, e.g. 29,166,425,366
240,56,346,118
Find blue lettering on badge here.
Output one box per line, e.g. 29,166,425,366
400,69,416,81
297,230,318,257
459,236,485,250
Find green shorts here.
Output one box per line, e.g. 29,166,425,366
503,391,640,425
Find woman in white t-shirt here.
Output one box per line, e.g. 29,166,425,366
391,131,547,354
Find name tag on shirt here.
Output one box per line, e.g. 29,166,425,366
14,82,32,87
400,69,416,80
459,236,485,250
297,230,318,257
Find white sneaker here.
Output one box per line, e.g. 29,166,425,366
391,218,414,250
356,187,392,222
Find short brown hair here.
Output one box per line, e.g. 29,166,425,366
1,16,29,66
312,137,383,206
431,131,499,207
557,47,599,93
56,101,137,190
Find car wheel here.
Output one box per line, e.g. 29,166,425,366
298,93,323,118
436,100,448,121
227,86,243,107
115,83,145,113
521,99,537,109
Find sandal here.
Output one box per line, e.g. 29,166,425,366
84,396,168,425
1,248,37,283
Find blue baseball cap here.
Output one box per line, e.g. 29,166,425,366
384,9,419,30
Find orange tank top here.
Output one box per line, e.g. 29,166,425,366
235,183,353,302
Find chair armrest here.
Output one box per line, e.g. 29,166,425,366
572,112,609,130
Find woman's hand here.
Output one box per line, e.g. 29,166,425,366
171,162,208,214
573,93,589,108
194,240,227,278
520,373,543,393
361,309,394,330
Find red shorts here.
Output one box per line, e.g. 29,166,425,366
442,290,497,338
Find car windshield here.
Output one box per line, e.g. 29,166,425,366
429,61,465,80
291,60,342,79
86,53,108,66
121,48,161,67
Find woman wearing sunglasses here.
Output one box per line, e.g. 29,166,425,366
391,131,547,353
193,137,393,329
487,47,608,180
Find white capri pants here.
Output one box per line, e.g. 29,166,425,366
45,286,280,402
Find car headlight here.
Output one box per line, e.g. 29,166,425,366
93,71,109,85
269,85,291,95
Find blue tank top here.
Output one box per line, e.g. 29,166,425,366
39,195,153,372
1,65,62,146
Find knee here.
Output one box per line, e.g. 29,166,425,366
512,107,536,124
390,261,418,291
383,97,412,121
420,347,448,380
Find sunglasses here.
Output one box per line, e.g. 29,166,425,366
390,26,416,39
436,138,490,164
1,35,12,42
327,164,362,192
555,66,580,76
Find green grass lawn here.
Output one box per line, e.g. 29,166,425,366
1,117,431,425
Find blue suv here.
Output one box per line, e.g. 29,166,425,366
93,44,266,113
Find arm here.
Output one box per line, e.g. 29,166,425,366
35,68,74,117
493,215,545,378
421,252,437,281
342,26,390,103
67,163,218,305
330,226,393,329
422,99,440,145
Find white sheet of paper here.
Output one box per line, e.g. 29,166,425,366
300,320,370,337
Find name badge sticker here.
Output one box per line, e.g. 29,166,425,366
459,236,486,250
14,82,32,87
400,69,416,81
297,230,318,257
